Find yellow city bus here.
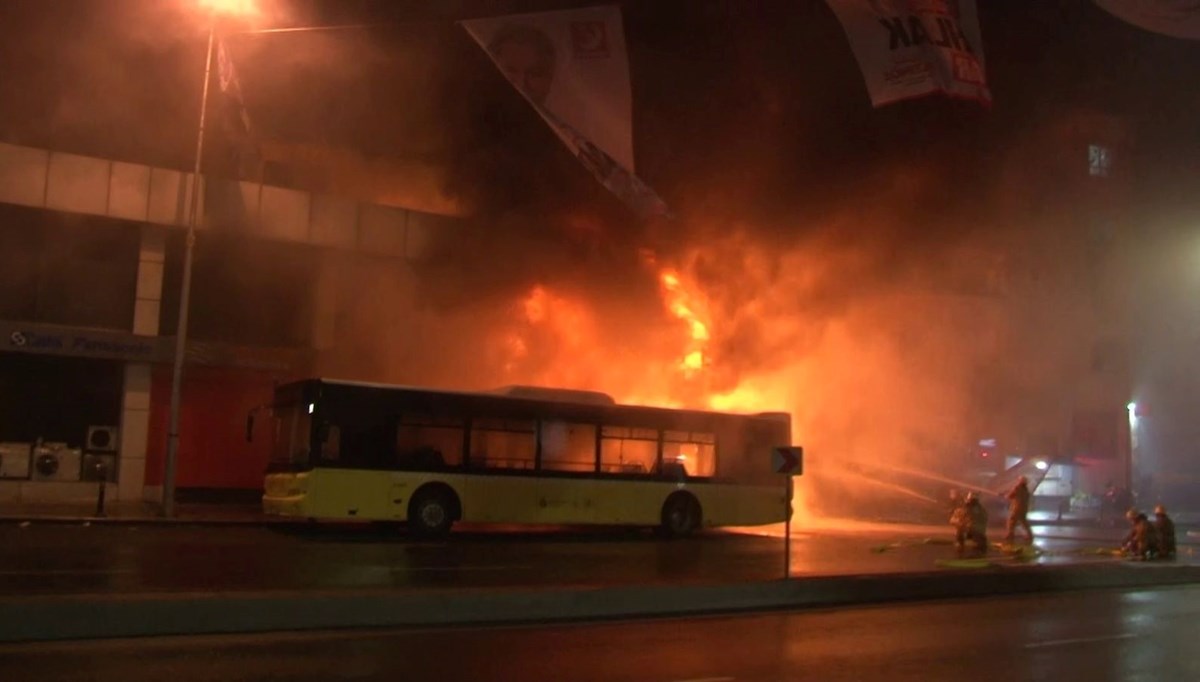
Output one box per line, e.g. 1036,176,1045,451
257,378,796,536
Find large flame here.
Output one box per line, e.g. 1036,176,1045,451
495,239,794,415
658,267,711,379
499,282,690,407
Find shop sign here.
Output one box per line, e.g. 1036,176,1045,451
1,320,167,362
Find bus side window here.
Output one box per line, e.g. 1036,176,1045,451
716,423,758,478
660,460,687,480
725,420,786,480
540,421,597,473
319,423,341,463
599,426,657,474
662,431,715,478
470,419,535,469
396,414,464,469
340,419,396,470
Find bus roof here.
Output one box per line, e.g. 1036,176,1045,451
300,377,789,421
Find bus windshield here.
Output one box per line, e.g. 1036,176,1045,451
269,402,312,470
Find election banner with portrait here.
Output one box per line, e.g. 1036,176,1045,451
462,6,670,219
825,0,991,107
1094,0,1200,40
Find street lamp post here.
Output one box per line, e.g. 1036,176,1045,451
162,18,216,517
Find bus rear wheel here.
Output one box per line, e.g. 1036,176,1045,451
660,493,701,538
408,488,456,537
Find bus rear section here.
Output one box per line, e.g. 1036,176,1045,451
257,379,797,536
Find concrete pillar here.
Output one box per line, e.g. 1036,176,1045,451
133,227,165,338
119,225,165,503
118,364,151,502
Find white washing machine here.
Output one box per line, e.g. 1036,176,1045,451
31,443,82,481
0,442,31,479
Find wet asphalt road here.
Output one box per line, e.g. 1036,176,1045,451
2,584,1197,681
0,520,1183,596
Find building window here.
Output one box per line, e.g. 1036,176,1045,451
1088,144,1112,177
0,205,138,329
160,233,316,347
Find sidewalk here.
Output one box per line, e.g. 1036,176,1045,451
2,498,1198,537
0,500,289,525
1028,509,1200,527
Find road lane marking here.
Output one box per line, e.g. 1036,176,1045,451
0,569,136,576
392,565,529,572
1025,633,1137,649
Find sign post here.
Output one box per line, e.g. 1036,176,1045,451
772,445,804,580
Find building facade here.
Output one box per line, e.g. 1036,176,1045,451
0,141,460,505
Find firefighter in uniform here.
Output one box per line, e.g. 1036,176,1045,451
951,492,989,557
1122,511,1161,560
1154,505,1177,559
1004,475,1033,544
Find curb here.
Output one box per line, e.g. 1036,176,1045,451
0,515,303,527
6,518,1188,547
2,563,1198,643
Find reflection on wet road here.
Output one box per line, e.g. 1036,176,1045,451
0,521,1184,596
4,585,1200,681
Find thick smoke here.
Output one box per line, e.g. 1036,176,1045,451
324,115,1115,524
309,3,1150,522
5,2,1191,516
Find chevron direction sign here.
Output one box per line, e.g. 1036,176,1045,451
772,446,803,475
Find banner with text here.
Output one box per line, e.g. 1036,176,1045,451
215,38,262,180
462,6,670,219
825,0,991,107
1094,0,1200,40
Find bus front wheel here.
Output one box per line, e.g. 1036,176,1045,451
408,487,457,537
660,493,701,538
